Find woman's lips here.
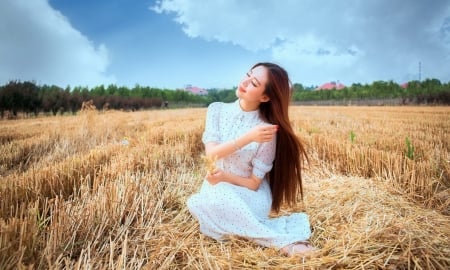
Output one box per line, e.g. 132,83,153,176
238,86,246,93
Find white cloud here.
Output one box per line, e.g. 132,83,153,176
272,35,362,67
0,0,115,87
153,0,450,85
152,0,291,51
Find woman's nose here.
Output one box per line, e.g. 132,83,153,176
242,77,250,87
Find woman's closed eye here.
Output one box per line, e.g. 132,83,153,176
246,72,258,87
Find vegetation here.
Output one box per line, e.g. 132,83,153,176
1,106,449,269
405,136,415,160
0,78,449,118
292,79,450,104
0,81,208,118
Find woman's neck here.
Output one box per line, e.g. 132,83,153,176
239,99,259,112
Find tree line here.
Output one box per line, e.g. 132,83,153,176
0,78,449,118
292,79,450,104
0,81,208,118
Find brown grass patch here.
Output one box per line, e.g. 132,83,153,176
0,106,449,269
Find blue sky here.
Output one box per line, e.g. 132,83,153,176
1,0,449,89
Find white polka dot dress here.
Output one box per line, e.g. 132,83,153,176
187,100,311,249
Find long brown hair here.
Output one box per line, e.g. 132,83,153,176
254,62,308,213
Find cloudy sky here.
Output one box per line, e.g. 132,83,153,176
1,0,449,89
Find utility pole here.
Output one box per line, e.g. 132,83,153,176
419,61,421,82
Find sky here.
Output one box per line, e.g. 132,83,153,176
1,0,449,90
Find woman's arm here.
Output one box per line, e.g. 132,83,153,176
205,124,278,159
204,134,252,159
206,169,262,191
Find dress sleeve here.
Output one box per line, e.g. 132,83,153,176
252,134,276,179
202,102,222,144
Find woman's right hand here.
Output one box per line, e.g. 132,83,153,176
247,124,278,143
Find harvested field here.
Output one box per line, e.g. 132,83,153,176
0,106,449,269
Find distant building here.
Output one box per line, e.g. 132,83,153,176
315,81,346,90
184,85,208,95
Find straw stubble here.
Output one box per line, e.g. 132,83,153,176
0,106,448,269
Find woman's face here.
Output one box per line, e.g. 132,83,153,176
236,65,270,104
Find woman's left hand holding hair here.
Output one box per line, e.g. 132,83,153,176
247,124,278,143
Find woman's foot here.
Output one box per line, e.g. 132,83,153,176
281,241,316,257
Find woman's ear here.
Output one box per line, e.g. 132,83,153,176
260,95,270,103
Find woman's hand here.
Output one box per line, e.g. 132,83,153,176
205,168,228,185
206,169,262,191
247,124,278,143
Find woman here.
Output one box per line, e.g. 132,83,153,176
187,62,315,256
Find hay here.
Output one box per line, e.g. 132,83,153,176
301,172,450,269
1,108,449,269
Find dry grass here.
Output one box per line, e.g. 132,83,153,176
0,106,449,269
293,106,450,215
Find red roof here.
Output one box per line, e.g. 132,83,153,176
316,81,346,90
185,85,208,95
